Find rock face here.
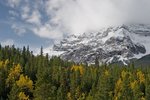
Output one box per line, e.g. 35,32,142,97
53,24,150,65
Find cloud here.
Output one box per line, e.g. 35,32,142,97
9,10,19,17
1,39,14,46
7,0,20,8
32,24,63,39
6,0,150,40
44,0,150,35
21,5,30,19
11,24,26,36
32,46,51,55
26,10,41,25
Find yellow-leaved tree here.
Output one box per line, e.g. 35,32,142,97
16,74,33,91
6,64,22,87
71,65,84,75
6,64,33,100
18,92,29,100
114,70,132,100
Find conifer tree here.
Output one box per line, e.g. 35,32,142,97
95,56,99,67
94,69,114,100
146,70,150,99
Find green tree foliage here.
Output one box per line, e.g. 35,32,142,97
94,69,114,100
0,45,150,100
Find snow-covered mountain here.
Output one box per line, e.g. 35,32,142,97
52,24,150,65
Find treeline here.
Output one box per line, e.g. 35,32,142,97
0,45,150,100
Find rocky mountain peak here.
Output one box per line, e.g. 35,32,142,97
53,24,150,65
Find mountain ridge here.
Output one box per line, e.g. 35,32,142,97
52,24,150,65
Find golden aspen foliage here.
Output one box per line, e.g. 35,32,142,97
114,78,123,100
0,60,4,69
0,59,9,69
4,59,9,66
116,78,123,90
108,91,113,97
130,80,138,90
104,69,109,76
121,70,127,79
16,74,33,91
75,86,81,99
71,65,84,75
141,96,146,100
0,61,3,68
6,64,22,86
78,93,86,100
136,70,145,83
67,92,72,100
18,92,29,100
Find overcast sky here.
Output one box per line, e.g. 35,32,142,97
0,0,150,54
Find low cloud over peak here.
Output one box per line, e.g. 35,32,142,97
5,0,150,39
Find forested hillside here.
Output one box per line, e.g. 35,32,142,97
0,45,150,100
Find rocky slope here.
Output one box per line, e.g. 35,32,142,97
53,24,150,65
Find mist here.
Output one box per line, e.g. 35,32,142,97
6,0,150,39
46,0,150,35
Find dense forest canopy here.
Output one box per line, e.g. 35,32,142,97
0,44,150,100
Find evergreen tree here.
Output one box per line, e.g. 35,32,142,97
95,56,99,67
146,70,150,99
94,69,114,100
